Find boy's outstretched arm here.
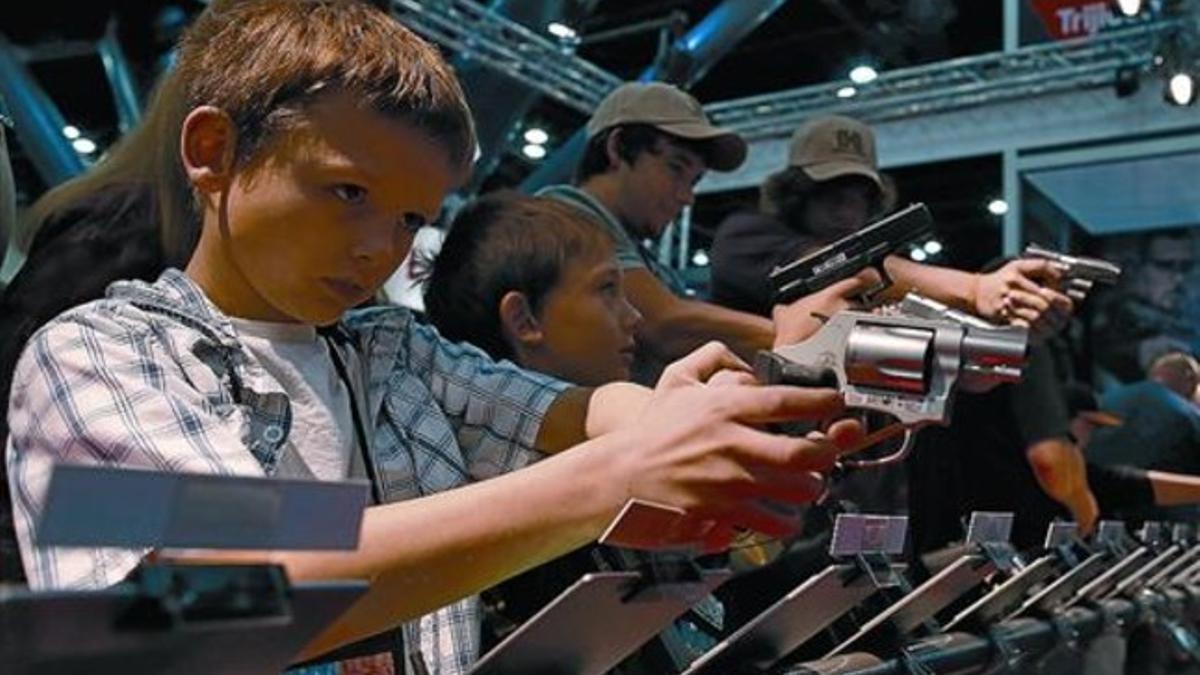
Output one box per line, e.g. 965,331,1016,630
282,343,856,656
9,313,858,657
535,342,755,451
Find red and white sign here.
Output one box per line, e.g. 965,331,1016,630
1029,0,1130,40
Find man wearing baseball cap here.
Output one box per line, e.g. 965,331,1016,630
539,83,877,381
709,115,888,316
709,115,1075,346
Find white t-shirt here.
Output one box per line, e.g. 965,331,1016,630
229,317,365,482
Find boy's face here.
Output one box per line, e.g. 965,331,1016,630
803,176,875,242
191,91,458,324
612,137,705,240
527,249,641,386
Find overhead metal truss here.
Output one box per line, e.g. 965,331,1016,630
704,19,1184,140
390,0,622,114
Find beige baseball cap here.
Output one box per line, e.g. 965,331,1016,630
586,82,747,172
788,115,883,191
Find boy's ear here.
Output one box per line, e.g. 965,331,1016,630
180,106,238,194
498,291,543,348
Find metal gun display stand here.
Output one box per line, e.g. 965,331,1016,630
787,520,1200,674
0,564,368,675
1142,525,1200,590
1010,520,1133,619
943,521,1082,632
1105,522,1191,601
823,512,1020,659
468,561,730,675
682,514,910,675
1,465,372,675
1066,521,1157,608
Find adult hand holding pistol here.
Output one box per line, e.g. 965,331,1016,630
974,258,1074,340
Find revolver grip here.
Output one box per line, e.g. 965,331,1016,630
755,351,840,388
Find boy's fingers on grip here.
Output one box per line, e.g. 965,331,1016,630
720,385,845,425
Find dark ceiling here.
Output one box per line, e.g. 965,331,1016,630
3,0,1008,269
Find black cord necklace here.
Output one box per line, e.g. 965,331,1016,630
320,326,383,506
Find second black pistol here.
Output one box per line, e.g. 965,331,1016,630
769,202,934,306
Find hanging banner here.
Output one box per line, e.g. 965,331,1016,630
1027,0,1158,41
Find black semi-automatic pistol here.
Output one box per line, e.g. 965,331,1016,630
769,202,934,306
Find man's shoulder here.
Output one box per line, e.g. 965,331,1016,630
537,184,622,229
714,210,795,242
534,183,585,203
1106,381,1172,407
539,184,646,267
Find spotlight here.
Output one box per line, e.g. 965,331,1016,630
1115,0,1144,17
909,248,928,262
988,199,1009,216
62,125,81,140
836,86,857,99
1166,71,1196,105
547,22,577,40
72,138,97,154
520,128,549,145
1159,30,1197,106
521,143,547,160
523,128,549,145
923,240,944,256
691,249,710,267
849,65,878,85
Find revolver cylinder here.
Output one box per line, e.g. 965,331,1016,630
845,325,934,394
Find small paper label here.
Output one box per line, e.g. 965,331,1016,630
598,499,715,551
829,514,907,556
965,512,1014,545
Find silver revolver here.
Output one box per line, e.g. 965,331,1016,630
1022,244,1122,302
757,293,1029,468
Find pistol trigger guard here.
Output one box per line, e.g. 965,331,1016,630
839,426,917,470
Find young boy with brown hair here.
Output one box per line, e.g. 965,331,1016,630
423,192,641,387
5,1,861,670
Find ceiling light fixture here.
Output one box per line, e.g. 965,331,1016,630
523,128,549,145
547,22,577,40
849,65,878,85
1116,0,1144,17
522,143,547,160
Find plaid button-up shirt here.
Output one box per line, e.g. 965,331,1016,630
6,269,569,674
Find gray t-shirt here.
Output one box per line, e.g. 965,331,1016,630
229,317,365,481
538,184,688,295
